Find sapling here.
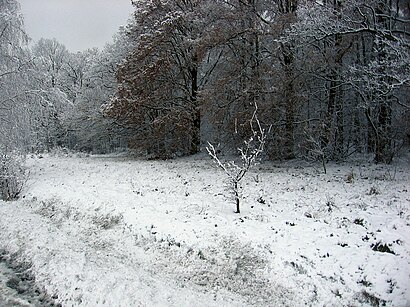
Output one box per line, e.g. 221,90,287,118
206,104,269,213
303,129,327,174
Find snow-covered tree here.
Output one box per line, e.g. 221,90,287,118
29,38,73,150
1,4,75,153
32,38,69,88
207,104,269,213
63,30,133,153
284,0,410,163
0,0,30,199
105,0,231,158
0,0,31,152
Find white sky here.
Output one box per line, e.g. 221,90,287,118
19,0,134,52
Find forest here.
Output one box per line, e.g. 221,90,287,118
1,0,409,170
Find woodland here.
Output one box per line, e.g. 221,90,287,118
1,0,410,199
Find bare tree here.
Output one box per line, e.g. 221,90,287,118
207,104,269,213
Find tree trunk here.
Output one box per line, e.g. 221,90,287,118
375,101,392,163
234,181,240,213
190,54,200,154
324,3,345,160
373,1,393,164
279,0,298,160
283,45,295,159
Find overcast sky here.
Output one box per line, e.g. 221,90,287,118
19,0,134,52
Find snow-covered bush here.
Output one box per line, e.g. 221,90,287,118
0,152,26,201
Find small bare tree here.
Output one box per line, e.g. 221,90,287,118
302,127,328,174
207,104,270,213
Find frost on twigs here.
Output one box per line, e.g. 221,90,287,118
0,151,27,201
207,104,270,213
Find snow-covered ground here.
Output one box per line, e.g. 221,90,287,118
0,151,409,306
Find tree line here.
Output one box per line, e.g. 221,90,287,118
1,0,409,165
0,0,133,157
106,0,409,163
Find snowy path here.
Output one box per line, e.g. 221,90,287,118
0,153,410,306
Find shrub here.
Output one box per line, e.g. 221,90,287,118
0,152,27,201
92,212,123,229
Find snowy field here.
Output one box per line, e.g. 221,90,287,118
0,151,409,306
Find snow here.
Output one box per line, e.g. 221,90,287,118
0,151,409,306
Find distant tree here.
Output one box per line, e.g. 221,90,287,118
62,49,98,102
204,0,264,149
30,38,72,150
275,0,300,160
32,38,69,88
346,0,410,163
64,31,133,153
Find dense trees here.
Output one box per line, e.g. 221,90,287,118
1,0,408,164
287,0,409,163
1,3,73,154
0,0,132,155
106,0,409,163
